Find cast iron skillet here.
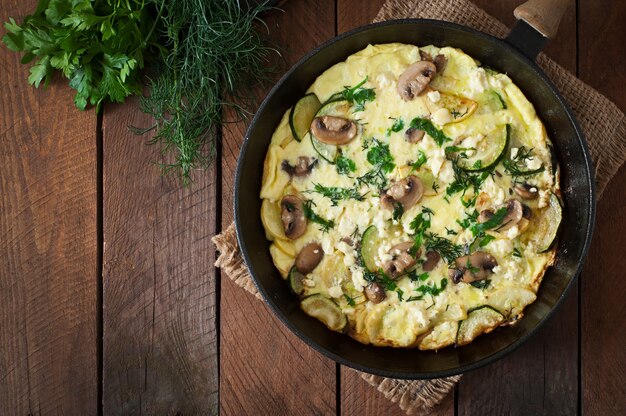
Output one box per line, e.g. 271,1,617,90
234,0,595,379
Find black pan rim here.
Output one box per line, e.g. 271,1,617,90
234,18,596,379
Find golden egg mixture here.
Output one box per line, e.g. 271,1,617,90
259,43,562,349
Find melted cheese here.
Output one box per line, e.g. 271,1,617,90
260,43,559,349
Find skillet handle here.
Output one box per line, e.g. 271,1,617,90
514,0,573,39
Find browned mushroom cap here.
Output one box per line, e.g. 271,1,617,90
280,195,307,239
405,127,425,143
281,156,318,178
310,115,357,145
477,200,524,232
450,251,498,283
364,282,386,304
382,242,419,279
496,200,524,231
397,60,437,101
380,175,425,211
295,242,324,274
433,54,448,73
514,183,539,200
422,250,441,272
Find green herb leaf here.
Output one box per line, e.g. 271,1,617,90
479,234,496,247
470,207,508,236
311,183,364,206
336,153,356,175
503,146,545,179
425,233,463,264
409,117,452,146
410,150,428,170
303,200,335,232
392,202,404,221
366,138,395,173
470,280,491,290
416,278,448,297
341,77,376,111
386,117,404,136
512,247,522,258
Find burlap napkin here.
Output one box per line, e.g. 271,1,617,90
213,0,626,414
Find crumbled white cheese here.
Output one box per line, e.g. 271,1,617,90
525,156,543,171
427,90,441,103
510,147,519,159
460,134,484,156
375,71,395,89
328,285,343,298
538,189,550,209
303,278,316,287
438,161,455,184
482,176,506,206
321,238,334,254
336,241,357,268
490,238,513,256
504,225,520,240
431,108,453,125
350,266,368,292
468,68,488,94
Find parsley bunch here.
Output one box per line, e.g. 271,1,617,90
3,0,159,111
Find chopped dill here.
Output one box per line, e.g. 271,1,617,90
310,183,364,206
503,146,545,179
425,233,463,263
302,200,334,232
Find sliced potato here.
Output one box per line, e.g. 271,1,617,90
260,145,290,201
487,286,537,319
273,237,296,257
269,243,294,278
456,305,505,346
261,199,286,240
301,294,347,332
426,90,478,123
417,321,457,350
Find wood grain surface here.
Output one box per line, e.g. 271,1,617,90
219,1,337,415
0,0,625,415
0,0,98,414
101,98,219,414
579,0,626,415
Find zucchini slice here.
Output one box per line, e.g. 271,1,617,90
300,294,347,332
455,124,509,172
482,90,507,111
310,99,354,163
456,305,505,346
310,133,338,163
289,93,321,142
360,225,379,272
529,192,563,253
288,266,306,295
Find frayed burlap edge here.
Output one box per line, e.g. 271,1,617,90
213,0,626,414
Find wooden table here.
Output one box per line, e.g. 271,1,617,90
1,0,625,414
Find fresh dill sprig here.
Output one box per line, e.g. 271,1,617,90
503,146,545,179
302,200,334,232
335,153,356,175
310,183,364,206
366,138,395,173
357,167,388,191
136,0,279,184
425,233,463,264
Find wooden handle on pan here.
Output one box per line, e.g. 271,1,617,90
514,0,573,39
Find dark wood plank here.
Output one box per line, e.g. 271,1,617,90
335,1,454,415
579,0,626,414
0,1,98,414
219,1,338,414
101,97,218,413
457,2,579,415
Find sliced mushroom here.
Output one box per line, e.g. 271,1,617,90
364,282,386,304
380,175,424,211
449,251,498,283
281,156,317,177
433,54,448,73
382,242,419,279
397,60,437,101
405,127,425,143
310,115,357,145
477,199,524,232
295,242,324,274
419,50,448,74
514,183,539,200
422,250,441,272
280,195,307,239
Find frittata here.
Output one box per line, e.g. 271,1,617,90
259,43,562,349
